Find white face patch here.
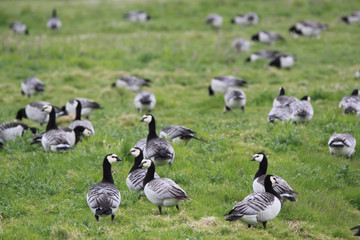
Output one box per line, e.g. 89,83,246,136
141,159,152,168
42,105,53,113
253,154,264,162
270,176,277,184
72,100,79,108
107,154,119,164
130,147,140,157
141,115,152,123
83,129,92,136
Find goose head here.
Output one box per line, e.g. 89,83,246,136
127,147,141,157
41,105,53,113
351,89,359,96
279,87,285,96
251,152,266,162
140,114,153,123
139,159,152,168
105,154,122,164
300,96,311,102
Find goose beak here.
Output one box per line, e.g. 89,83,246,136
139,117,145,122
126,151,132,155
139,163,143,168
250,158,255,161
116,157,122,162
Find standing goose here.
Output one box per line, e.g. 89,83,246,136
290,96,313,123
273,87,298,108
16,101,63,125
87,154,122,221
267,105,293,123
339,89,360,114
224,87,246,113
63,98,103,119
21,77,45,97
10,22,29,35
112,76,151,92
69,100,95,135
159,125,199,144
231,38,251,53
342,11,360,24
328,133,356,158
205,14,223,28
269,54,296,69
246,50,282,62
251,31,285,44
140,114,175,166
209,75,247,96
351,225,360,236
134,138,147,152
251,153,299,202
224,175,282,229
289,21,327,37
124,11,151,22
139,159,190,214
0,122,36,148
231,12,259,25
134,91,156,112
47,9,62,30
126,147,160,198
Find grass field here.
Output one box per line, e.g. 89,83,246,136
1,0,360,239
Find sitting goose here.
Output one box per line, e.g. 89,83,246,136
267,105,293,123
10,22,29,35
87,154,122,221
289,21,327,37
16,101,63,125
290,96,313,123
351,225,360,236
246,50,282,62
328,133,356,158
134,138,147,152
46,9,62,30
127,147,160,198
209,75,247,96
231,12,259,26
134,91,156,112
342,11,360,24
124,11,151,22
273,87,298,108
205,14,223,28
231,38,251,53
339,89,360,115
139,159,191,214
159,125,199,144
112,76,151,92
21,77,45,97
224,175,282,229
0,122,36,148
224,87,246,113
269,54,296,69
69,100,95,135
251,153,299,202
63,97,103,119
140,114,175,166
251,31,285,44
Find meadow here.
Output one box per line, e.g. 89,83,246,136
1,0,360,239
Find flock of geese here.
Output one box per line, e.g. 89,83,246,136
4,6,360,236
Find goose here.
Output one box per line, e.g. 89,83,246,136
124,11,151,22
112,76,151,92
231,12,259,25
87,154,122,221
328,133,356,158
209,75,247,96
246,50,282,62
251,153,298,201
0,122,36,148
159,125,199,144
140,114,175,166
355,70,360,79
10,22,29,35
139,159,190,214
289,21,327,37
231,38,251,53
46,9,62,30
126,147,160,198
224,87,246,113
134,91,156,112
251,31,285,44
16,101,63,125
339,89,360,114
68,100,95,135
269,54,295,69
289,96,313,123
273,87,298,108
63,98,103,119
341,11,360,24
205,14,223,28
21,77,45,97
351,225,360,236
267,105,293,123
224,175,282,229
134,138,147,152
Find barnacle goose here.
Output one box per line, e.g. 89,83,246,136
231,12,259,25
112,76,151,92
341,11,360,24
209,75,247,96
205,14,223,28
87,154,122,221
231,38,251,53
46,9,62,30
328,134,356,158
0,122,36,148
63,98,103,119
351,225,360,236
21,77,45,97
246,50,282,62
68,100,95,135
251,153,298,202
140,114,175,166
289,21,327,37
251,31,285,44
224,175,282,229
273,87,298,108
10,22,29,35
269,54,295,69
267,105,293,123
290,96,313,123
124,11,151,22
224,87,246,113
339,89,360,114
134,91,156,112
16,101,63,125
134,138,147,152
159,125,199,144
127,147,160,198
139,159,190,214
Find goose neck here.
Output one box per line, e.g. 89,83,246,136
147,119,158,140
264,176,281,200
254,158,268,180
46,108,57,131
129,153,144,174
75,102,82,120
102,160,114,184
143,162,155,186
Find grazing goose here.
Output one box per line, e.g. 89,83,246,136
159,125,199,144
273,87,298,108
251,153,298,202
267,105,293,123
10,22,29,35
124,11,151,22
139,159,190,214
16,101,63,125
341,11,360,24
134,138,147,152
69,100,95,135
112,76,151,92
126,147,160,198
355,70,360,79
339,89,360,114
231,38,251,53
246,50,282,62
251,31,285,44
209,75,247,96
289,21,327,37
140,114,175,166
289,96,313,123
205,14,223,28
351,225,360,236
231,12,259,25
134,91,156,112
87,154,122,221
328,133,356,158
224,175,282,229
269,54,295,69
224,88,246,113
63,98,103,119
0,122,36,147
46,9,62,30
21,77,45,97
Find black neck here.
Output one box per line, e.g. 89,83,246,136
254,157,268,179
46,107,57,131
75,101,82,120
52,10,57,17
264,175,281,200
129,152,144,174
147,118,158,141
279,88,285,96
16,108,26,120
102,159,114,184
73,127,83,145
143,161,155,186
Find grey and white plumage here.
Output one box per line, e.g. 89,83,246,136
47,9,62,30
205,14,223,28
16,101,63,125
64,98,102,119
251,31,285,44
269,54,295,69
0,122,36,146
68,100,95,135
246,50,282,62
21,77,45,97
224,87,246,112
112,76,151,92
328,133,356,158
289,96,313,123
87,154,122,222
41,129,72,152
341,11,360,24
289,21,327,37
231,38,251,52
273,87,298,108
10,22,29,35
134,91,156,112
209,75,247,96
231,12,259,25
159,125,199,143
267,105,293,123
339,89,360,115
124,11,151,22
351,225,360,236
134,138,147,152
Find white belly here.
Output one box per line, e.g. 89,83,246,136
0,126,23,142
253,179,265,193
227,99,246,109
329,145,355,157
211,79,227,94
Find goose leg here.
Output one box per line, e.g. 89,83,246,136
248,224,251,228
241,106,245,112
176,205,179,211
95,215,99,222
262,222,267,229
138,194,141,200
111,214,115,221
158,206,162,215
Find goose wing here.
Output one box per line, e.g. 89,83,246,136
328,134,355,147
128,169,160,190
291,101,313,117
147,178,189,200
160,126,196,139
267,105,293,122
75,98,102,109
339,96,360,113
69,120,95,134
134,138,147,151
87,182,121,211
145,138,174,160
215,75,247,86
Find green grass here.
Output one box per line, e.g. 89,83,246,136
1,0,360,239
